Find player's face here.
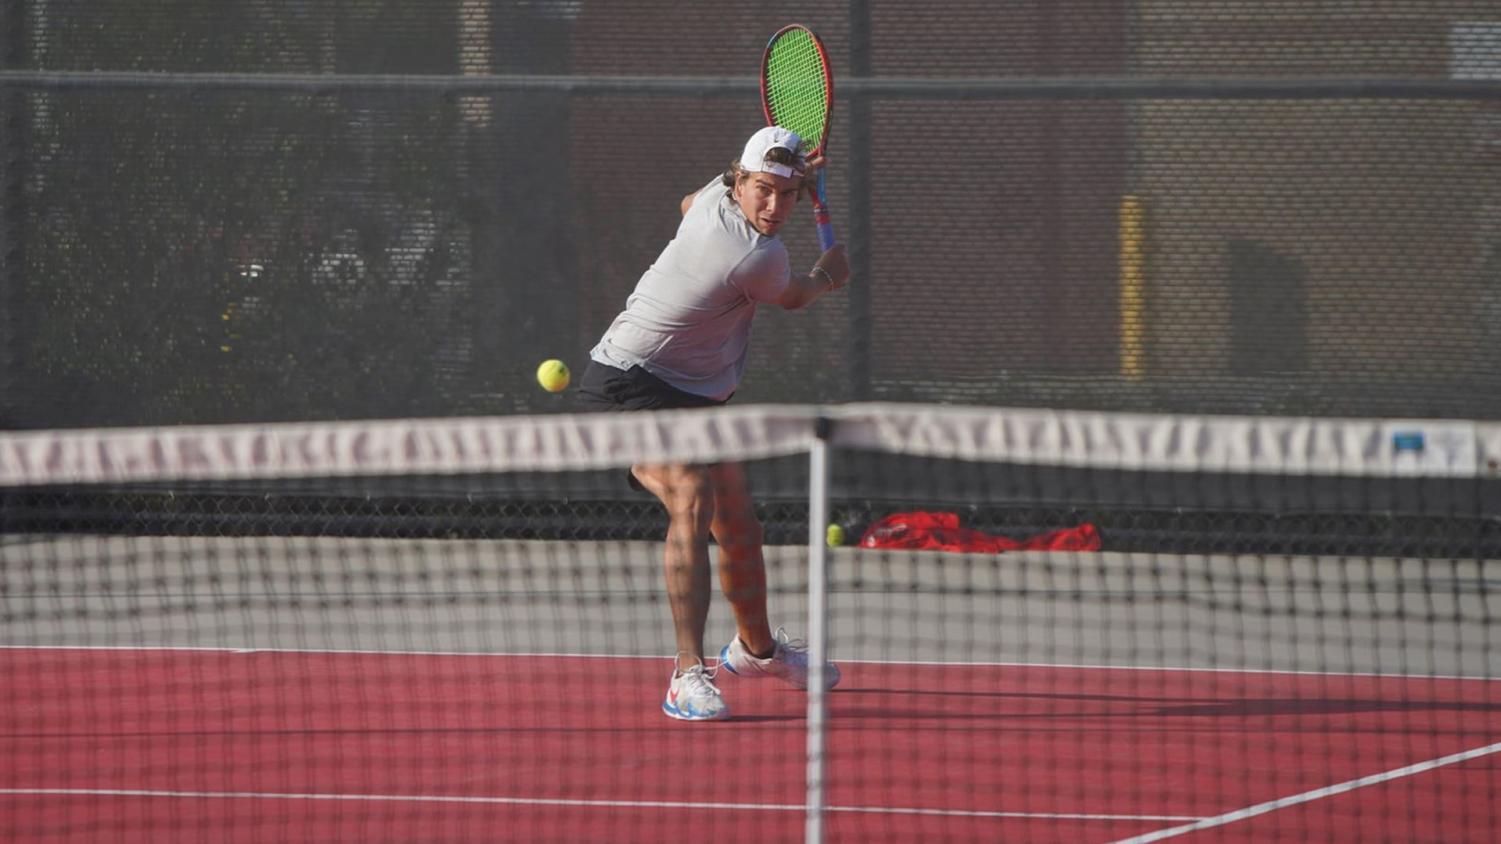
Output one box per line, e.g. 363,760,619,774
734,172,802,236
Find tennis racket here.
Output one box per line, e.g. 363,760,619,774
761,24,836,252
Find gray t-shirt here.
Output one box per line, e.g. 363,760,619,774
590,178,791,401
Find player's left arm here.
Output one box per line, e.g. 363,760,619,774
682,176,726,216
799,154,827,203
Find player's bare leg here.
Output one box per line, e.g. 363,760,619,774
631,463,715,670
709,465,841,691
709,461,776,658
633,462,731,721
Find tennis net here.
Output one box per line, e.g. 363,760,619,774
3,404,1499,843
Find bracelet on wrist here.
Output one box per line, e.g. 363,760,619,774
810,265,836,288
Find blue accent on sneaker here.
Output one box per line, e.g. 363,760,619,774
719,629,841,691
662,663,728,721
661,697,722,721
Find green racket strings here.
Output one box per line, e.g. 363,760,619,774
765,31,828,152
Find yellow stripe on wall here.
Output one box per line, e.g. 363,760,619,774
1119,195,1145,380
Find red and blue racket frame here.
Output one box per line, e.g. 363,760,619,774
760,24,837,252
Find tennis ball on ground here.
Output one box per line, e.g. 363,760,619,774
536,359,571,393
826,523,846,547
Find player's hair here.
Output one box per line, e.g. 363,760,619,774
721,145,807,187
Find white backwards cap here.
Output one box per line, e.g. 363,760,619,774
739,126,805,179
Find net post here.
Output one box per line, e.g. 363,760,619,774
804,414,833,844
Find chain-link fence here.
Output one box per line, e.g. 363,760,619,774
4,1,1501,426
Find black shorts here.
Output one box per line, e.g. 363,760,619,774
574,362,728,491
575,361,728,413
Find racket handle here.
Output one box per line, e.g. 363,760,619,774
813,171,837,252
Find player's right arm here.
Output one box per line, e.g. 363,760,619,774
776,245,850,310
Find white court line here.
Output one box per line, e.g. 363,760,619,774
0,644,666,658
1108,740,1501,843
6,648,1495,835
0,788,1197,823
0,644,1494,682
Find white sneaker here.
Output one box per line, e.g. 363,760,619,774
661,661,729,721
719,628,840,691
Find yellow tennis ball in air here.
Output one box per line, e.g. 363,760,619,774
536,359,570,393
825,523,846,548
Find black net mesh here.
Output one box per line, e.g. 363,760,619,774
1,407,1498,842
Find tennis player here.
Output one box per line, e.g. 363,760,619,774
577,126,850,721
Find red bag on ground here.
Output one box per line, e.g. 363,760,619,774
857,511,1101,553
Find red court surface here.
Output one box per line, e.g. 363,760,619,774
2,648,1498,843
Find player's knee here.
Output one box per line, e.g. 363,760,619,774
661,468,715,532
726,511,764,546
671,503,715,537
713,497,764,553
